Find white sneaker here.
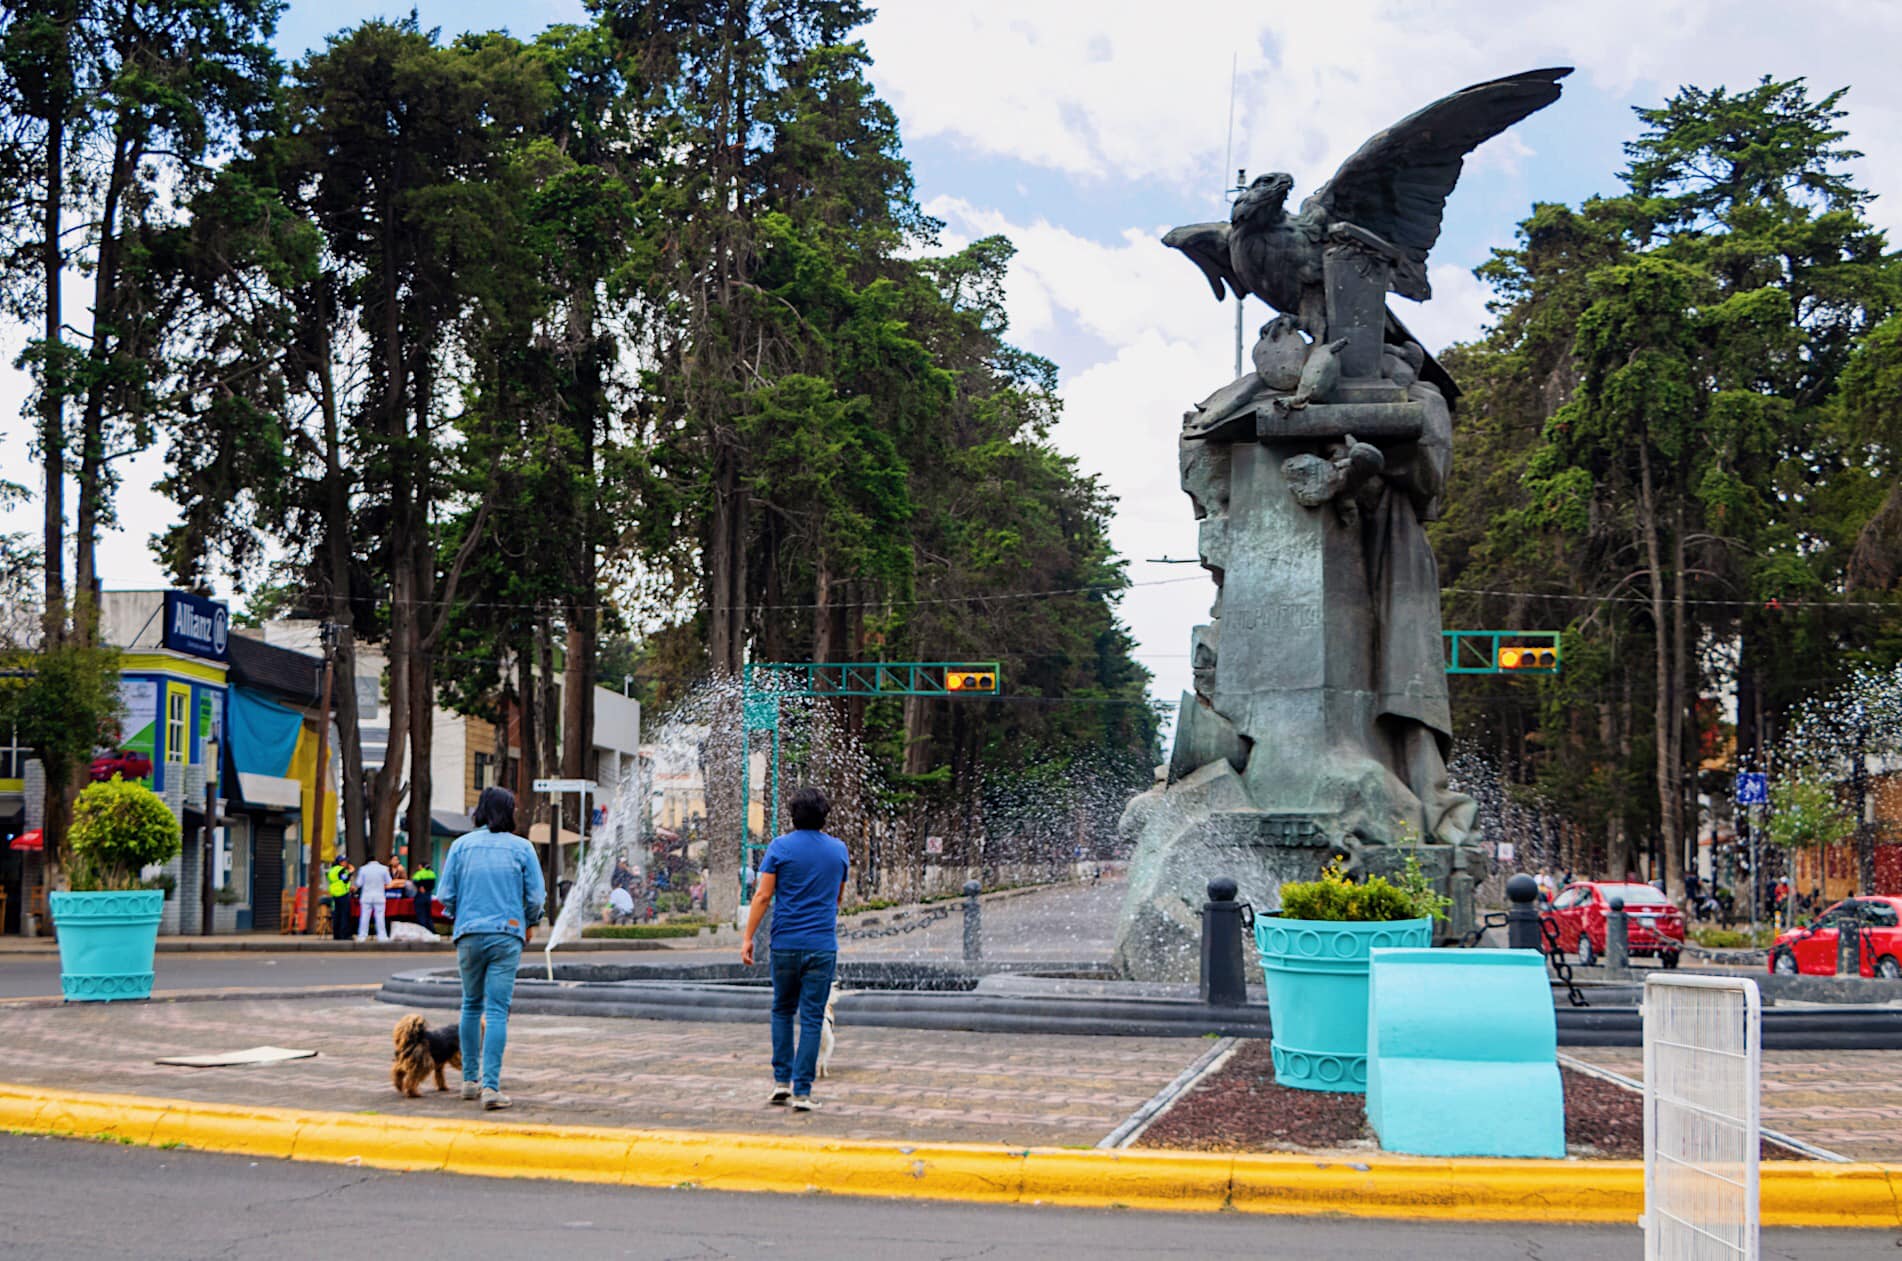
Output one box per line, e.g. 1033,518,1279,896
461,1082,480,1101
482,1088,511,1111
354,936,366,942
791,1095,815,1112
768,1084,792,1105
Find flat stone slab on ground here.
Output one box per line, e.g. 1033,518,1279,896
0,995,1202,1147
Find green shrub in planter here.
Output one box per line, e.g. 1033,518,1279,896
69,775,183,891
53,776,181,1001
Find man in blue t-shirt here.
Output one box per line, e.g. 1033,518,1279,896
741,785,849,1110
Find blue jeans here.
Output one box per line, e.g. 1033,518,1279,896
770,947,837,1095
457,932,523,1091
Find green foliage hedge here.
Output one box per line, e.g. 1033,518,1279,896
69,776,182,891
579,924,703,940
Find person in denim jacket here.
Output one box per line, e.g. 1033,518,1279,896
436,786,545,1110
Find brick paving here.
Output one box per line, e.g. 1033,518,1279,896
1565,1047,1902,1162
0,994,1201,1148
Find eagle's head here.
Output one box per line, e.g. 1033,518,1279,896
1232,172,1295,227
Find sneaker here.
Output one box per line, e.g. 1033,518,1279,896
461,1082,480,1101
481,1088,511,1111
791,1095,815,1112
768,1084,792,1106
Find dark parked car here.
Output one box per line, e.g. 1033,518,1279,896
89,749,153,782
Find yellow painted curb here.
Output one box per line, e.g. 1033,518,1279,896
1,1082,1896,1226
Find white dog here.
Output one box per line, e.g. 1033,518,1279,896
816,982,842,1078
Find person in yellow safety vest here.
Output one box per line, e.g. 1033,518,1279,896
412,860,438,931
327,858,355,941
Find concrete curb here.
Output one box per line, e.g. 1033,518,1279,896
1,1083,1897,1225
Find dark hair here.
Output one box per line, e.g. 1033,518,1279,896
473,786,517,835
788,786,829,831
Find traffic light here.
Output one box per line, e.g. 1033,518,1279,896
1497,644,1558,671
945,668,998,693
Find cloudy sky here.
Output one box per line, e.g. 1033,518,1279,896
6,0,1901,712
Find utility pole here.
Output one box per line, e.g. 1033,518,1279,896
1854,709,1873,895
200,735,220,937
305,622,338,934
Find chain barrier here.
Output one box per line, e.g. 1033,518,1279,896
840,903,955,941
1541,915,1590,1007
1457,910,1510,949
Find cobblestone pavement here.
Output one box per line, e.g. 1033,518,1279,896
1565,1047,1902,1161
0,994,1201,1147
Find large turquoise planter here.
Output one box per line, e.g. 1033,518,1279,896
50,890,164,1001
1254,915,1433,1092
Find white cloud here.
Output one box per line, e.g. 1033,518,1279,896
871,1,1902,235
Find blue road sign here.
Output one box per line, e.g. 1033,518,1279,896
1735,772,1768,806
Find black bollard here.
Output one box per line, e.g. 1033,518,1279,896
962,879,982,961
1200,877,1249,1006
1839,916,1862,977
1605,896,1629,970
1506,873,1542,951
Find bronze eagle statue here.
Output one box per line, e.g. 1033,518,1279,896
1164,67,1572,399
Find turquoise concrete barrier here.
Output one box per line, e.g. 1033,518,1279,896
1254,916,1433,1092
1366,948,1565,1157
49,890,164,1001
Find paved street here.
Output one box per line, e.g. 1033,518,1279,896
4,1135,1888,1261
0,994,1200,1146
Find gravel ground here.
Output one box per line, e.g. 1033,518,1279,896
1135,1040,1807,1160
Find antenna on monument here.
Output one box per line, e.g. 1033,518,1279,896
1222,54,1245,377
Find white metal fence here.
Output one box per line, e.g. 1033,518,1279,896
1643,973,1762,1261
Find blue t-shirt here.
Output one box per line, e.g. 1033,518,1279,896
759,829,849,951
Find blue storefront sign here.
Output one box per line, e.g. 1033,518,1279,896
163,591,230,661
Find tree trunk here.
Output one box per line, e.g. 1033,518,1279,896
537,612,562,897
316,304,369,863
368,218,410,863
1639,444,1685,903
72,134,136,647
40,104,66,644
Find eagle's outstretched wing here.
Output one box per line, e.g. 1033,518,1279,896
1161,221,1242,301
1303,67,1572,301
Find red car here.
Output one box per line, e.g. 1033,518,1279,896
89,749,153,782
1769,896,1902,978
1544,881,1685,968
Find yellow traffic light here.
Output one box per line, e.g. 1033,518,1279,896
1498,645,1558,671
946,669,998,693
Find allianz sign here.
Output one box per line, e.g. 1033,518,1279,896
163,591,229,661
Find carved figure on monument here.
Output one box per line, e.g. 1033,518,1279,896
1115,68,1572,981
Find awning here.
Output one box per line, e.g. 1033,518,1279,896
430,809,474,838
10,829,43,852
526,821,582,848
235,772,302,811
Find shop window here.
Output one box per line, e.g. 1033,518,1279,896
0,725,22,779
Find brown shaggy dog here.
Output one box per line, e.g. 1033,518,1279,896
391,1013,462,1097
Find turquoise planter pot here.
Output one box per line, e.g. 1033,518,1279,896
50,890,164,1002
1254,915,1433,1092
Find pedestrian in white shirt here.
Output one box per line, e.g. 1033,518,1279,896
354,857,393,941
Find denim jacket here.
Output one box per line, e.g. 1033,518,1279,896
436,827,546,941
